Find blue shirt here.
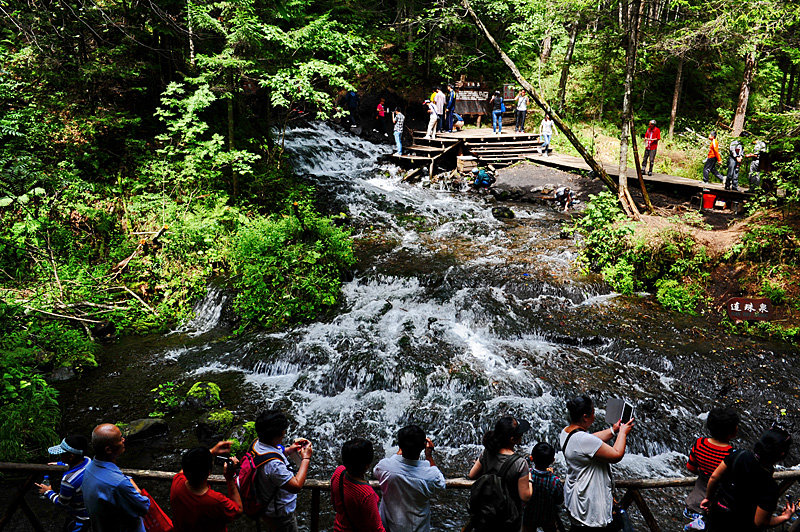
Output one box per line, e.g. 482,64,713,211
373,454,446,532
45,457,91,522
83,459,150,532
254,441,297,517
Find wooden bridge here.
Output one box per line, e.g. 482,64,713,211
4,461,800,531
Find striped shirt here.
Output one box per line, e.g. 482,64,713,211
523,468,564,527
687,437,732,477
46,457,91,522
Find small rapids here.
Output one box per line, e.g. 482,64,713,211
59,122,799,530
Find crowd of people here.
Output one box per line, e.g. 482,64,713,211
37,400,795,532
703,131,767,191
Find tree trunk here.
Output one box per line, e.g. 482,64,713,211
668,57,683,140
618,0,641,218
557,22,579,114
228,72,237,198
786,64,796,112
540,32,552,64
407,4,414,68
731,50,756,137
461,0,618,196
778,65,787,111
187,0,195,68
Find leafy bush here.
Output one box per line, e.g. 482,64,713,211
655,279,704,315
230,199,355,330
150,381,182,418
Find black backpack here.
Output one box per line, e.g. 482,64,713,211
468,454,523,531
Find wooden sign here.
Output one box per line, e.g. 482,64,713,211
726,297,772,321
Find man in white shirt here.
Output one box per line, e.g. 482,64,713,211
433,88,446,132
374,425,446,532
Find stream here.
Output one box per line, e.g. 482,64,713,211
55,123,799,531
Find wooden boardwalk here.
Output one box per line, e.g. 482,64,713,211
528,151,752,200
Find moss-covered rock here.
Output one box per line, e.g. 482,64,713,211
185,381,221,409
195,408,235,446
228,421,257,456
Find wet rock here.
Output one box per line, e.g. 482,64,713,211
124,418,168,442
91,320,116,339
491,206,515,220
185,381,222,409
50,366,75,382
196,409,235,447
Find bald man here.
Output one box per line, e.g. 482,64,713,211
82,424,150,532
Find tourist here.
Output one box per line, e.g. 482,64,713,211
683,407,739,531
490,91,504,135
560,395,634,531
642,120,661,175
424,100,438,140
554,186,574,212
539,115,555,155
514,89,528,132
373,425,446,532
345,89,360,127
726,139,744,191
453,112,465,131
376,98,389,137
470,167,496,191
36,435,92,532
170,442,243,531
468,416,532,531
82,424,150,532
703,131,725,183
331,438,385,531
434,87,446,132
522,442,564,532
446,83,457,132
746,140,767,189
702,426,795,531
253,410,313,532
392,108,405,156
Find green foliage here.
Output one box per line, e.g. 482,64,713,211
230,199,356,330
655,279,705,315
150,382,182,417
760,279,786,304
229,421,258,456
186,381,222,407
207,409,234,427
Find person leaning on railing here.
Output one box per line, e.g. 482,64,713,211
702,426,796,531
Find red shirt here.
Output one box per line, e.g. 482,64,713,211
644,126,661,150
330,466,385,532
686,437,732,477
170,472,241,532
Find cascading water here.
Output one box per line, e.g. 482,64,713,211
61,123,799,530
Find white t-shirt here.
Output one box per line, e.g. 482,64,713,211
559,429,613,527
515,95,528,111
541,119,554,136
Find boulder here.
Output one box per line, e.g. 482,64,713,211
196,409,235,447
123,418,168,442
491,206,516,220
185,381,221,409
50,366,75,382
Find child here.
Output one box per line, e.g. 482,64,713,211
683,406,739,530
522,442,564,532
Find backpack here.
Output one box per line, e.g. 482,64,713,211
500,100,506,113
468,453,523,531
729,140,743,157
236,440,285,517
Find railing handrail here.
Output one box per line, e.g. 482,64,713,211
3,461,800,491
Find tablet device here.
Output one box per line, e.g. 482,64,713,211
605,398,635,424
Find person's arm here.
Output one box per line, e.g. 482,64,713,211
424,438,436,467
754,500,795,528
592,419,621,442
223,458,244,515
518,471,533,502
593,419,634,464
37,477,76,508
700,460,728,511
468,458,482,479
282,443,313,493
117,477,150,517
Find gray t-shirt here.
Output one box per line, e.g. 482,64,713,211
559,429,612,527
478,451,529,507
540,119,554,136
515,95,528,111
254,441,296,517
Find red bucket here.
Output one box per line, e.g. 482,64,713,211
702,193,716,210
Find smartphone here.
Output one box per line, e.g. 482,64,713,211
214,456,231,466
620,402,635,424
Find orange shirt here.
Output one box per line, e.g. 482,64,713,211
707,138,721,162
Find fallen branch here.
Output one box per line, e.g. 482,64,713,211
121,285,159,316
111,225,168,281
23,306,103,324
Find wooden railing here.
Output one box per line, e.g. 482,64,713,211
3,462,800,532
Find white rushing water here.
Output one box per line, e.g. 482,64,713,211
162,123,707,486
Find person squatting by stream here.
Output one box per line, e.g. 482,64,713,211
37,401,797,532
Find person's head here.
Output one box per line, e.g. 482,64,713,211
341,438,374,476
447,83,454,91
519,89,526,95
754,426,792,465
531,442,556,470
483,416,531,453
494,90,501,96
380,97,385,104
710,131,717,139
545,114,551,121
256,410,290,445
566,395,594,425
649,119,657,127
397,425,426,459
91,424,125,461
424,99,431,105
706,407,739,442
48,435,90,465
182,447,213,486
